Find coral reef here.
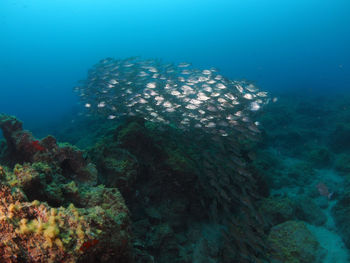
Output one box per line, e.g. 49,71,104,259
304,145,332,168
88,118,269,262
0,115,97,184
0,168,131,263
0,114,132,263
294,197,327,226
268,221,325,263
259,195,327,228
258,196,295,226
0,113,269,262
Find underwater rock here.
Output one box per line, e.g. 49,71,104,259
0,181,131,263
99,154,138,194
191,224,226,263
0,114,37,164
332,192,350,249
0,115,133,262
304,146,332,168
87,118,268,262
268,220,325,263
334,153,350,174
252,150,283,192
258,196,295,226
147,223,173,250
313,196,330,209
259,95,330,157
259,195,327,227
294,197,327,226
285,161,316,186
116,119,155,156
0,114,97,185
329,124,350,153
88,124,141,194
0,114,23,150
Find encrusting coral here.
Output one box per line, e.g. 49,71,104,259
0,114,132,263
0,114,96,184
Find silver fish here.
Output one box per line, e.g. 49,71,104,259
74,57,269,139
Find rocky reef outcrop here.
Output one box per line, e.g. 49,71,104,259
87,117,269,262
0,112,271,262
0,114,132,263
268,221,325,263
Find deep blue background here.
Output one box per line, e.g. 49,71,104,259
1,0,349,129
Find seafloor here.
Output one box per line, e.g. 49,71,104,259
0,90,350,262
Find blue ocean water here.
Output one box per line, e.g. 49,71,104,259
1,0,349,129
1,1,350,262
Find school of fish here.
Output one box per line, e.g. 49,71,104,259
74,57,270,137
